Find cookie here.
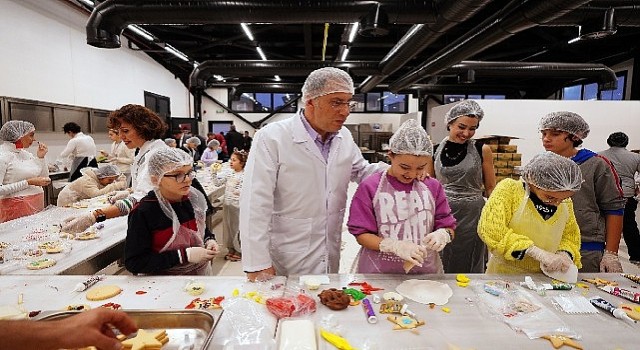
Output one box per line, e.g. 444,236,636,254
0,241,10,249
86,285,122,301
317,288,350,310
76,231,98,240
26,257,56,270
185,296,224,309
38,241,63,253
25,249,44,257
185,282,205,296
65,304,91,311
122,329,169,350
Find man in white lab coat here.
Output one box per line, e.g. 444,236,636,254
240,67,385,280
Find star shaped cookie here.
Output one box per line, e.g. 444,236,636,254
122,329,169,350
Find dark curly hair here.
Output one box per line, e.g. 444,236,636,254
232,149,249,168
107,104,167,141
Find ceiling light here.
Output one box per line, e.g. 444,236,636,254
256,46,267,61
77,0,94,6
241,23,254,41
341,47,350,62
579,8,616,40
348,22,359,43
127,25,155,41
274,75,281,81
213,74,224,81
359,4,389,37
164,44,189,62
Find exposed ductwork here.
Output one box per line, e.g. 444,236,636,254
441,61,618,90
358,0,494,93
87,0,439,48
189,60,381,91
389,0,593,92
547,5,640,27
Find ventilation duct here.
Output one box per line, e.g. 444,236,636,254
87,0,439,48
359,3,390,37
389,0,592,92
579,7,617,40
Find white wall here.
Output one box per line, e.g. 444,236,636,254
428,100,640,165
0,0,190,114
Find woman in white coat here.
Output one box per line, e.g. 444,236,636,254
240,67,385,280
0,120,50,222
56,165,127,207
100,128,134,176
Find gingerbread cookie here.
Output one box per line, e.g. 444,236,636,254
26,257,56,270
76,231,98,240
317,288,351,310
185,296,224,309
86,285,122,301
25,248,44,257
100,302,122,310
122,329,169,350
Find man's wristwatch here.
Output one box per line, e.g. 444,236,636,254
94,209,107,223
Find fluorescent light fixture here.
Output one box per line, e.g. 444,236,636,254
274,75,281,81
77,0,94,6
341,47,350,62
348,22,359,43
567,37,581,44
127,25,155,41
256,46,267,61
213,75,224,81
164,44,190,62
241,23,254,41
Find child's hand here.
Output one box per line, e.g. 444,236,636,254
186,247,216,263
205,239,219,254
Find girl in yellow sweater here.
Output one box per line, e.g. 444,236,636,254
478,152,583,274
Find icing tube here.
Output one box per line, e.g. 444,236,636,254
590,296,637,325
72,274,105,292
599,285,640,303
362,298,378,323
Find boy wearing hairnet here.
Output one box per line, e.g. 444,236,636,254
478,152,583,274
540,112,625,273
347,119,456,274
124,148,218,275
56,165,127,206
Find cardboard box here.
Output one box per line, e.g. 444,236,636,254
507,160,522,167
476,135,521,145
493,160,509,168
496,167,513,176
492,153,498,161
497,153,512,161
498,145,518,153
489,144,499,152
512,153,522,161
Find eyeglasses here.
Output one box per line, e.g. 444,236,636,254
164,170,196,183
328,100,358,111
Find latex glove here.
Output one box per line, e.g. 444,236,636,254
205,239,219,254
379,238,427,266
422,228,451,252
61,212,96,234
546,251,573,272
600,250,623,273
108,190,131,204
186,247,216,264
526,246,570,272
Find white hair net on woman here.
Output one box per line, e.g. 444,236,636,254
207,139,220,148
146,147,208,242
538,111,590,140
444,100,484,124
522,152,583,192
301,67,354,104
186,136,201,146
0,120,36,142
94,164,121,179
389,119,433,156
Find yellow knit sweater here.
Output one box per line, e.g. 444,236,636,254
478,178,581,273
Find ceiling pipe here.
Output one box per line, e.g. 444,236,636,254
546,5,640,26
87,0,439,48
189,60,380,91
359,0,494,93
441,61,618,90
389,0,592,92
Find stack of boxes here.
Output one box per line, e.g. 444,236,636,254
478,135,522,183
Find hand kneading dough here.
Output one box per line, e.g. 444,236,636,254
278,319,316,350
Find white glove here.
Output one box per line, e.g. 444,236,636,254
600,250,623,273
422,228,451,252
526,246,570,272
205,239,219,254
186,247,216,264
61,212,96,234
108,190,131,204
379,238,427,266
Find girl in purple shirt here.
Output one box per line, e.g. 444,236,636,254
347,120,456,274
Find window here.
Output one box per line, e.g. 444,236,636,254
444,94,506,102
231,92,298,112
601,75,626,100
560,72,626,100
144,91,171,118
381,92,406,112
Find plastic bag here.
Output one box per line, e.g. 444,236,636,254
221,298,276,349
266,286,317,319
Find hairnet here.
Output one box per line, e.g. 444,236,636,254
147,148,193,186
522,152,583,192
164,138,176,146
607,132,628,147
94,165,121,179
207,139,220,148
301,67,354,104
444,100,484,125
0,120,36,142
389,119,433,156
538,111,590,140
186,136,201,146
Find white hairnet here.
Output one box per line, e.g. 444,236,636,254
164,138,176,146
186,136,201,146
389,119,433,156
539,111,590,140
147,148,193,186
301,67,354,104
0,120,36,142
94,165,121,179
444,100,484,124
207,139,220,148
522,152,583,192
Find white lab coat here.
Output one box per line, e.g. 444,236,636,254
240,112,384,276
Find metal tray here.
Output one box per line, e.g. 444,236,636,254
37,309,216,349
